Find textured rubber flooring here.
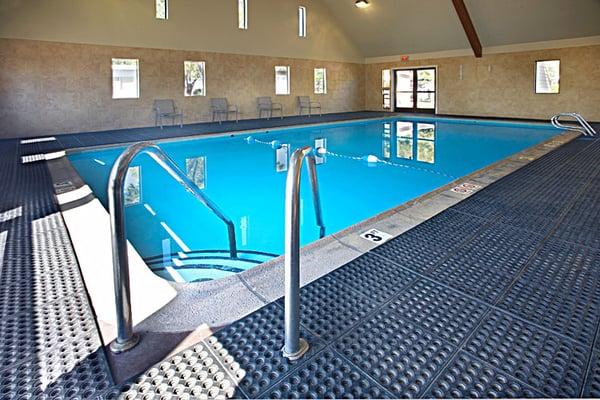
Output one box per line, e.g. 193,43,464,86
3,118,600,398
207,136,600,399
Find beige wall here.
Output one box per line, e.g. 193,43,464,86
366,45,600,121
0,0,362,63
0,39,365,138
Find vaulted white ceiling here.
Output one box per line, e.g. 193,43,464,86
321,0,600,57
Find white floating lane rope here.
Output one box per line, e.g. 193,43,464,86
245,136,283,149
322,148,456,179
245,136,455,179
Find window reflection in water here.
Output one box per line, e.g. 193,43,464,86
382,123,391,159
125,165,141,205
185,156,207,189
315,138,327,164
240,216,249,246
417,123,435,164
396,122,414,160
392,121,436,164
276,143,290,172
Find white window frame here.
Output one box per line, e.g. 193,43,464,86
314,68,327,94
155,0,168,20
238,0,248,29
183,61,206,97
298,6,307,37
275,66,291,95
111,58,140,99
535,59,560,94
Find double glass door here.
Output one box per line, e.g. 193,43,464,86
394,68,436,113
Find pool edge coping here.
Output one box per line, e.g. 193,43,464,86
63,112,556,155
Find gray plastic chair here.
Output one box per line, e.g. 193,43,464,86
257,97,283,119
210,98,239,123
297,96,322,117
153,99,183,129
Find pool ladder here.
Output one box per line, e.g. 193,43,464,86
551,112,597,137
107,141,237,353
282,146,326,360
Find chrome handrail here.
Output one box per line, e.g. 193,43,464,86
107,141,237,353
551,112,597,137
282,146,325,360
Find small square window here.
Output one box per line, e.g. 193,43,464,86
156,0,168,19
238,0,248,29
184,61,206,97
112,58,139,99
298,6,307,37
535,60,560,94
275,66,290,95
314,68,327,94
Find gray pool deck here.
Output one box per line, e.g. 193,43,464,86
2,112,600,399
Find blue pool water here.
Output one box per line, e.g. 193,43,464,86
68,117,559,282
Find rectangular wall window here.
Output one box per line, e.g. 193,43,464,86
314,68,327,94
298,6,307,37
238,0,248,29
382,69,391,109
156,0,168,19
184,61,206,96
112,58,139,99
275,66,290,95
535,60,560,94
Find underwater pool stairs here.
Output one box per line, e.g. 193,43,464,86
2,113,600,398
144,249,276,279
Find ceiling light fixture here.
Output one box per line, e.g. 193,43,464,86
355,0,370,8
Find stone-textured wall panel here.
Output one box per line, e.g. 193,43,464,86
0,39,366,138
365,45,600,121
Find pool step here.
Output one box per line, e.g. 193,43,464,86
143,249,277,282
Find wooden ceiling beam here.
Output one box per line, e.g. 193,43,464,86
451,0,482,57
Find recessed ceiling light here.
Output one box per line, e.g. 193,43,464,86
355,0,370,8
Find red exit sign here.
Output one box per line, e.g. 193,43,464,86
401,55,410,61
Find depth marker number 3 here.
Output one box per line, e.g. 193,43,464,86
360,229,393,244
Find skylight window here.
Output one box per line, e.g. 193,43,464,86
156,0,168,19
298,6,307,37
238,0,248,29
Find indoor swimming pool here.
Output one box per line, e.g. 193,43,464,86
68,117,560,282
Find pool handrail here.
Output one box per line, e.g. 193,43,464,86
282,146,325,360
551,112,597,137
107,141,238,353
